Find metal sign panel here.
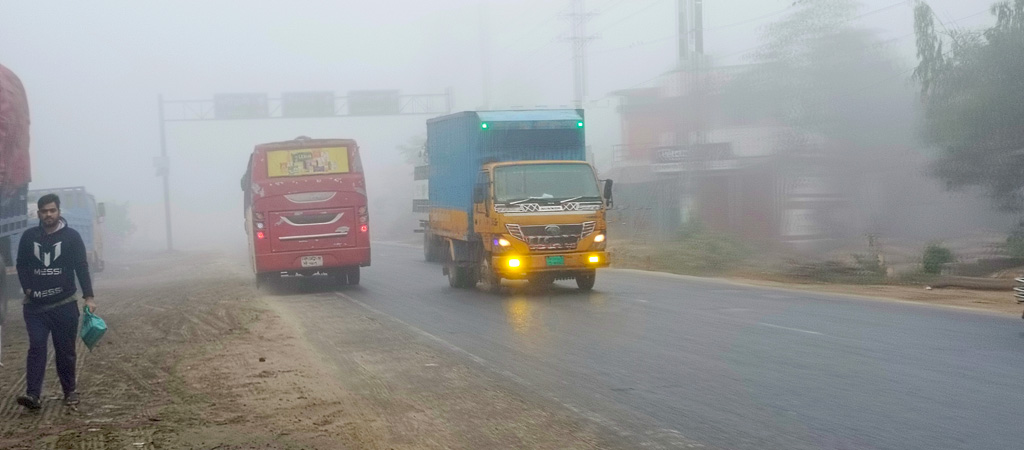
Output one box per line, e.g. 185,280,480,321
214,93,269,119
348,90,400,116
282,91,336,118
653,142,732,164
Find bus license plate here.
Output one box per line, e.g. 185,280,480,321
301,256,323,268
546,256,565,266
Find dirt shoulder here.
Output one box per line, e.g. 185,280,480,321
0,251,641,449
609,243,1023,316
720,276,1022,315
1,248,1015,449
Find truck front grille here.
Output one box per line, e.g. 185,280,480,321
506,222,595,251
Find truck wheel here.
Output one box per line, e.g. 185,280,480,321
447,265,462,287
480,259,501,293
576,271,596,291
347,267,361,286
424,233,441,262
448,266,476,289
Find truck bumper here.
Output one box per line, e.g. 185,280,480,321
492,251,610,279
255,247,371,274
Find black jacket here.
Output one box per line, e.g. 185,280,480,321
16,218,94,309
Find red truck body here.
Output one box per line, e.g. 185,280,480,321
0,63,31,193
0,63,34,324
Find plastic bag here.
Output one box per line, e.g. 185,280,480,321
80,306,106,351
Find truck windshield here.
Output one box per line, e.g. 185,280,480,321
494,163,600,203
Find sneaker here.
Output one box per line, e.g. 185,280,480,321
17,395,41,410
64,392,80,407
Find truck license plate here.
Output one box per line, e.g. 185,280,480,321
300,256,323,268
545,256,565,266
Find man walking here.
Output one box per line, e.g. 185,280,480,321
15,193,96,410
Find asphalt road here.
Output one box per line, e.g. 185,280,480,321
275,243,1024,450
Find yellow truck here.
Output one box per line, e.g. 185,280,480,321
421,110,613,291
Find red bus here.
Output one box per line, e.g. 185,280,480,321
241,137,370,287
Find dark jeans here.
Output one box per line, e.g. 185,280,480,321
23,300,79,398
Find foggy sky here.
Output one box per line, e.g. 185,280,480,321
0,0,995,251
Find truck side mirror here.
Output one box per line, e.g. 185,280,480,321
602,179,614,208
473,184,486,204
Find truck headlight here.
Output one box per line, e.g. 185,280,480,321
508,258,521,268
498,238,511,247
593,233,605,243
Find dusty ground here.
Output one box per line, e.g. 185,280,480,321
0,251,634,450
0,248,1018,449
609,242,1024,316
721,277,1023,315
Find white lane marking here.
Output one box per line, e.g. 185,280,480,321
335,291,490,367
608,268,1011,317
758,322,823,335
332,290,672,447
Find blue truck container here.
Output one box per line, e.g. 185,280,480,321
423,109,612,290
8,187,105,286
426,109,587,233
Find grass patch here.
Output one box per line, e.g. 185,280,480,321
612,224,750,276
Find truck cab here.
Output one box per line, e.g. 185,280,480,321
471,160,610,288
422,109,613,291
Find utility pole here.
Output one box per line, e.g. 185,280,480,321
479,3,492,110
678,0,689,64
693,0,704,58
693,0,706,145
566,0,596,108
157,95,173,252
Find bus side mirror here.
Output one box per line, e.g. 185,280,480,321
602,179,614,208
97,202,106,218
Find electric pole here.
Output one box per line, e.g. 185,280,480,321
479,3,492,110
678,0,689,64
157,95,173,252
566,0,596,108
694,0,704,58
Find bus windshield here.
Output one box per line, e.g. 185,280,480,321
266,147,350,178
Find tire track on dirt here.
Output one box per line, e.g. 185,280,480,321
1,251,262,449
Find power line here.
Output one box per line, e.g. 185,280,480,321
703,5,792,33
585,0,905,63
492,15,560,56
876,9,990,47
587,3,992,105
713,0,917,61
596,0,631,15
589,0,669,36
